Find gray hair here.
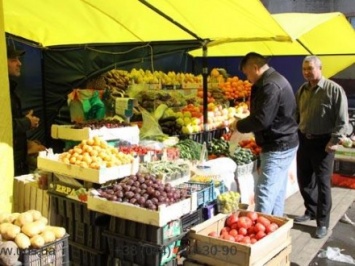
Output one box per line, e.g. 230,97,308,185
303,55,322,68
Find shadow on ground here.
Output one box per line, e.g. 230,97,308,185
309,201,355,266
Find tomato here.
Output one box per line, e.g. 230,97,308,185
255,230,266,240
241,236,251,244
229,229,239,237
257,216,271,227
225,213,239,227
234,234,244,242
237,216,253,229
254,222,266,232
222,234,235,242
247,225,255,235
247,211,258,221
220,226,231,236
250,238,258,244
208,231,218,237
238,227,247,236
231,223,239,230
266,223,279,234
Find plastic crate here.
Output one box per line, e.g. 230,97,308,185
107,256,178,266
103,231,185,266
334,159,355,176
202,201,217,220
181,208,204,232
49,193,103,225
19,235,69,266
69,241,107,266
109,217,183,245
177,181,215,207
179,128,227,144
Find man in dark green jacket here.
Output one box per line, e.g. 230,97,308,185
7,45,40,176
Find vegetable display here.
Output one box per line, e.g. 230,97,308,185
231,147,256,165
174,139,202,160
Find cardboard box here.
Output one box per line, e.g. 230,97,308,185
51,124,140,144
87,194,197,227
187,212,293,266
37,151,139,184
335,146,355,162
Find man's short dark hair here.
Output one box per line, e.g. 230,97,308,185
239,52,268,71
7,45,25,59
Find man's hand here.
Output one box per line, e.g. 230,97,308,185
26,110,40,129
325,141,338,153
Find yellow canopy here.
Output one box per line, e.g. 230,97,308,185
3,0,292,47
189,12,355,77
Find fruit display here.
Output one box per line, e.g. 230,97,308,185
0,210,66,249
207,211,280,245
104,69,130,93
216,191,241,213
219,76,252,100
71,119,130,129
96,173,189,210
58,136,134,169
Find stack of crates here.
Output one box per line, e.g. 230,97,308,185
49,192,109,266
104,208,204,266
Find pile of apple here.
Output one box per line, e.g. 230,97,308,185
207,211,279,245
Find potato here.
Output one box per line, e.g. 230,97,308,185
30,235,45,248
3,224,21,240
40,230,56,243
44,226,66,239
15,233,31,249
0,213,11,224
26,210,42,221
21,220,46,237
36,217,48,226
16,212,33,227
7,213,20,224
0,223,12,236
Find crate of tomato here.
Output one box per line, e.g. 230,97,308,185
187,211,292,266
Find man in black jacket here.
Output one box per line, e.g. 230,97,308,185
236,52,299,216
7,45,40,176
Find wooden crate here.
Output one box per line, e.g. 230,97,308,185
37,150,139,184
87,193,197,227
183,244,291,266
13,175,50,220
187,212,292,266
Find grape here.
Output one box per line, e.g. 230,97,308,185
154,191,161,198
138,197,146,206
125,191,134,199
151,198,159,205
140,183,147,190
134,181,140,187
130,198,137,204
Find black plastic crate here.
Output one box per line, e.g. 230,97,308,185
108,217,183,245
334,159,355,176
103,231,185,266
19,235,69,266
181,208,204,232
107,256,178,266
49,193,104,225
69,241,107,266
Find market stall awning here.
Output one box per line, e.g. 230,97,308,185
188,12,355,77
140,0,292,44
3,0,292,48
3,0,197,47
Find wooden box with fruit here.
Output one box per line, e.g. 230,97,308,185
187,211,292,266
37,137,139,184
51,122,139,144
87,173,198,227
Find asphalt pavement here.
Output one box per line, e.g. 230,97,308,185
309,200,355,266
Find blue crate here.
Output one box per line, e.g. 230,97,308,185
177,181,215,207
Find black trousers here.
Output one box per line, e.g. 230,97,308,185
296,132,334,228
